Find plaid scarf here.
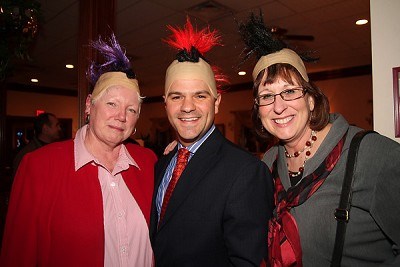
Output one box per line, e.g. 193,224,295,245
268,134,346,267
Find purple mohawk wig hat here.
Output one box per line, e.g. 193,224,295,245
87,32,140,100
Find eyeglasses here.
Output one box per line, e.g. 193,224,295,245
255,87,307,106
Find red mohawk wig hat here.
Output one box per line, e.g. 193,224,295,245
164,17,227,98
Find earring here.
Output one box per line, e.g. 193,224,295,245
85,114,90,124
260,125,265,133
132,128,137,135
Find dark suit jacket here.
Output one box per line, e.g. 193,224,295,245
150,129,274,267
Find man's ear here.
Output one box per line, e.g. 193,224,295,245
214,94,222,114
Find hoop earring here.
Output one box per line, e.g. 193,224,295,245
132,128,137,135
85,114,90,124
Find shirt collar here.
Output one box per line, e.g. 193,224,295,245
178,124,215,154
74,125,139,172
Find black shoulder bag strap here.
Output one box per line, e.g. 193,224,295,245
331,130,376,267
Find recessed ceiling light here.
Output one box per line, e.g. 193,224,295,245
31,78,38,83
238,71,246,76
356,19,368,25
65,64,74,69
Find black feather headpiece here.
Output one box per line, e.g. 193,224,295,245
238,11,287,63
238,11,317,81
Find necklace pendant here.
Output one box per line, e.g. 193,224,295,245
286,130,318,178
284,130,318,158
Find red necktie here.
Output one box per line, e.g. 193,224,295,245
159,148,190,223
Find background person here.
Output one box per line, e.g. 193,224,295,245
149,17,274,266
239,12,400,266
1,33,156,267
12,112,62,177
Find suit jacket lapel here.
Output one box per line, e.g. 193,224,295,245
157,129,224,230
150,147,177,237
155,147,177,190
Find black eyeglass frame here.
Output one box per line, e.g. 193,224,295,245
254,87,308,106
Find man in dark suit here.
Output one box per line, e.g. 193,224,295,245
149,17,274,266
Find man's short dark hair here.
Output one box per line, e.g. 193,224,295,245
34,113,56,135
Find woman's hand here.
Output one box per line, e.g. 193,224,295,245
163,140,177,155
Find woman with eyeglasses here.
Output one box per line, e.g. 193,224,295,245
239,13,400,267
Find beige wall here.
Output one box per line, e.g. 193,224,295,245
7,74,373,143
7,75,372,141
137,75,373,144
135,101,165,139
370,0,400,142
316,75,373,130
7,90,79,135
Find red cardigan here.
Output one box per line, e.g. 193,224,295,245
0,140,156,266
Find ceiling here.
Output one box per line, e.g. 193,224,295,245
7,0,371,98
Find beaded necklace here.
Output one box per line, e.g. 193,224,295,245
285,130,317,178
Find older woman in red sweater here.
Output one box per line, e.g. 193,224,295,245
1,33,156,267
